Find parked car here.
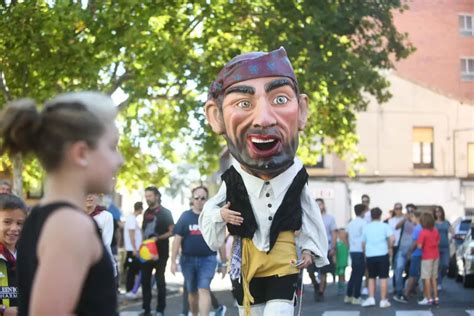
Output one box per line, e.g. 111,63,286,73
448,217,472,278
455,223,474,288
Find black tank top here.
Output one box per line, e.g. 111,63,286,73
17,203,118,316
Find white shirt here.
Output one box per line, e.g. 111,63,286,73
124,214,142,251
388,215,404,247
199,158,329,267
322,213,337,248
347,216,366,253
92,210,117,276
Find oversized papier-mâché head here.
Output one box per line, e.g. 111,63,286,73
205,47,309,178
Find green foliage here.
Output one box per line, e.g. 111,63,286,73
0,0,414,190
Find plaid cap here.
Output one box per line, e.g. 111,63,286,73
208,47,298,100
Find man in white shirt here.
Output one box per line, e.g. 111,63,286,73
308,198,336,302
200,47,328,316
388,202,404,296
85,194,116,277
124,201,143,297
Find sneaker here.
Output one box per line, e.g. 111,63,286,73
361,287,369,296
380,299,391,308
393,294,408,303
125,291,137,299
437,284,442,291
418,298,432,305
351,297,363,305
433,297,439,306
361,296,376,307
344,296,353,303
214,305,227,316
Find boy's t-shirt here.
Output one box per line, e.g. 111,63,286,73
362,221,393,257
411,224,422,257
418,228,440,260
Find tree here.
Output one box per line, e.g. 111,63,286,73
0,0,414,193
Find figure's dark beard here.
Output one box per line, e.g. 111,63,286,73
225,135,299,178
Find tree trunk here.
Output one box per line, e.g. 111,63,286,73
12,153,23,197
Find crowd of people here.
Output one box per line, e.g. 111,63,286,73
308,193,454,309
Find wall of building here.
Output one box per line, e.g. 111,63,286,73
355,73,474,178
393,0,474,102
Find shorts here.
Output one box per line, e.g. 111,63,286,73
180,255,217,292
308,251,334,274
409,255,421,278
421,259,439,279
232,273,298,306
366,254,389,279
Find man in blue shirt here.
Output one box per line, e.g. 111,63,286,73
404,207,422,299
171,186,226,316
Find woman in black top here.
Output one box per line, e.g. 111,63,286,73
0,92,124,315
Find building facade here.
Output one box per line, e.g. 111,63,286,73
307,0,474,227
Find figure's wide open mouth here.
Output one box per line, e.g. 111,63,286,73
247,134,281,158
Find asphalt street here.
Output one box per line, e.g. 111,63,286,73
119,275,474,316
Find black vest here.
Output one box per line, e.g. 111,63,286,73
221,166,308,252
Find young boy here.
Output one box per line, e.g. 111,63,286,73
0,193,27,316
417,212,440,305
335,228,349,295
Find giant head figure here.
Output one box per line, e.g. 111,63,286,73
205,47,309,179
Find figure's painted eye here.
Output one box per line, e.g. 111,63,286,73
238,100,252,109
273,96,288,105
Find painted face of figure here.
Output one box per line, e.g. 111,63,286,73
217,76,308,178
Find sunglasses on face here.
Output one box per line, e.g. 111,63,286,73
193,196,207,201
395,207,402,210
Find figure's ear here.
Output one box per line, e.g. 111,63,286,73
205,99,225,134
297,94,309,130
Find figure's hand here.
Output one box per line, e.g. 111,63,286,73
132,250,137,257
170,261,177,276
295,251,314,270
329,248,336,257
220,202,243,226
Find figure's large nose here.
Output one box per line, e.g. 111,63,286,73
252,98,277,128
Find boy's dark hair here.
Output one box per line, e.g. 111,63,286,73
361,194,370,200
370,207,382,220
354,204,366,216
0,193,26,212
134,201,143,211
420,212,435,229
145,186,161,197
315,198,324,204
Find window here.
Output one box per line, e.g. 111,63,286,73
461,58,474,80
468,143,474,176
413,127,434,168
459,15,474,36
